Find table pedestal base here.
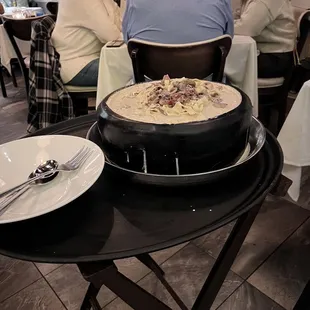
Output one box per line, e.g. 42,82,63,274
78,202,262,310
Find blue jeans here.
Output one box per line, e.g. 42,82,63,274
67,58,99,87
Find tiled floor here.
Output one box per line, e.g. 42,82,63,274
0,75,310,310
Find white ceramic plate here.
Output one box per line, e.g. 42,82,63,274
0,135,105,224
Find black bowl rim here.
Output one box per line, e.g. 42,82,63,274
98,81,253,128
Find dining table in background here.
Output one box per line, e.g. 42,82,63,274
0,6,44,75
96,35,259,116
278,80,310,201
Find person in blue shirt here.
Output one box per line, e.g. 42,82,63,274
122,0,234,44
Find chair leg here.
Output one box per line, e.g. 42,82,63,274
10,62,17,87
0,67,7,98
258,95,271,129
72,96,89,117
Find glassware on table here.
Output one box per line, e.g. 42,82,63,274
11,8,25,19
11,7,43,18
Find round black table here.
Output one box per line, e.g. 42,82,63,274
0,115,283,310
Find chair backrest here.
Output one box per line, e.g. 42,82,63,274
46,2,58,16
2,16,44,41
127,36,232,83
297,10,310,56
3,16,47,95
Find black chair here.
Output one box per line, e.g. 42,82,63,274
0,65,7,98
257,63,295,136
3,16,44,97
127,36,232,83
46,2,58,16
296,10,310,57
290,10,310,93
3,15,96,116
0,17,18,98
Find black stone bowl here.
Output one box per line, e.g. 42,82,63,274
97,83,253,175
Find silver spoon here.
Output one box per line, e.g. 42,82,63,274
0,146,92,213
0,160,59,199
0,163,59,216
28,160,59,185
0,146,91,198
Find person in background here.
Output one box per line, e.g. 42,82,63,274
122,0,234,44
0,0,29,7
52,0,122,87
234,0,296,78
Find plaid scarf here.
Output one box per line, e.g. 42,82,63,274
27,16,74,133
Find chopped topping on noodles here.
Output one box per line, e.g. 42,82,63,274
138,77,227,117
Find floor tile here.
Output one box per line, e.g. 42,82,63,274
35,263,63,276
2,100,27,112
192,222,234,259
3,102,28,123
45,244,187,310
46,264,116,310
0,278,65,310
217,281,284,310
0,75,27,144
115,242,187,283
297,166,310,210
194,196,310,279
0,117,26,144
0,76,27,108
0,255,41,302
105,244,243,310
248,218,310,309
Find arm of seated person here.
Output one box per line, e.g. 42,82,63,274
234,1,274,37
84,0,122,43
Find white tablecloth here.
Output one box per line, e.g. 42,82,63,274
96,35,258,115
0,24,30,74
278,80,310,201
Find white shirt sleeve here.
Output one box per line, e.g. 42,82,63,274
234,1,274,37
82,0,122,43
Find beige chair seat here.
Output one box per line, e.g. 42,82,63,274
65,85,97,93
258,77,284,89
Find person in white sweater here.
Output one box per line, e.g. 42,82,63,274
52,0,122,86
234,0,296,78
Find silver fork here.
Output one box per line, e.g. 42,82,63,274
0,146,92,198
0,146,92,213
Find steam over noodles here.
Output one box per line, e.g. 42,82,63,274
106,76,242,124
